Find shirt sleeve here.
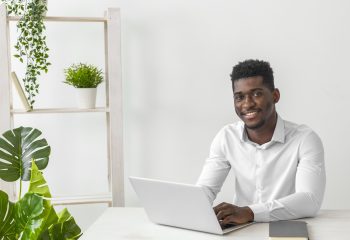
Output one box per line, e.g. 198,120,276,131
196,128,231,204
249,131,326,222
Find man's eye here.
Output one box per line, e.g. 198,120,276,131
253,91,263,97
234,95,244,101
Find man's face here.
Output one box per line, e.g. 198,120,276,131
233,76,279,130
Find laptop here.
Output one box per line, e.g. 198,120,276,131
129,176,253,235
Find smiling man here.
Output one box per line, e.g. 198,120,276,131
196,59,326,226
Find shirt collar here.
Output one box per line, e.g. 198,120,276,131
238,114,285,144
271,114,285,143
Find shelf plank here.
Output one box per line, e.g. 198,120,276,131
107,8,125,207
0,3,16,201
8,16,106,23
12,107,109,114
51,193,112,206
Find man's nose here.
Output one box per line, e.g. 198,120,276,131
242,95,255,107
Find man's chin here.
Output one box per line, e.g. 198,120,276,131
244,120,265,130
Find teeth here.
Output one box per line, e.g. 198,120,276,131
245,112,257,116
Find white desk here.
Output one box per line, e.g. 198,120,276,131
81,208,350,240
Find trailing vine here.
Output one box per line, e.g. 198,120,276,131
2,0,50,108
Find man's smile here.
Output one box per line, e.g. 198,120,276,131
241,110,260,120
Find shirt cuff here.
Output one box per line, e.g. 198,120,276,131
248,203,270,222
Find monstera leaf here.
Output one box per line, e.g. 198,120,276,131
14,192,44,239
0,126,51,181
47,208,82,240
0,127,82,240
37,206,59,240
28,160,52,198
0,190,16,240
29,161,58,239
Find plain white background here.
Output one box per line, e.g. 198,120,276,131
6,0,350,231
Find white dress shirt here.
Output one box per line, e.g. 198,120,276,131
196,115,326,222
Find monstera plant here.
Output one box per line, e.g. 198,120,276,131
0,127,82,239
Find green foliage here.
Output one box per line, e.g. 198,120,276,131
15,192,44,239
0,127,82,239
0,191,16,239
0,126,50,182
28,160,51,198
64,63,104,88
2,0,51,108
0,161,82,240
46,209,82,240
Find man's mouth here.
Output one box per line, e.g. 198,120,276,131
242,110,260,120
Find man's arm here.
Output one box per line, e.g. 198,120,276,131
249,131,326,222
196,128,253,226
196,128,231,203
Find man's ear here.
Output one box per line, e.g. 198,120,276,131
273,88,280,103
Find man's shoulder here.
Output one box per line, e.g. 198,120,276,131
213,121,244,142
283,119,320,140
219,121,244,133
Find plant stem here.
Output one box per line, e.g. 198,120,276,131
19,179,22,200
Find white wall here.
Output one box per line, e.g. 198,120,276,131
7,0,350,231
121,0,350,210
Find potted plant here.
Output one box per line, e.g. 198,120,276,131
1,0,51,108
64,63,104,109
0,126,82,239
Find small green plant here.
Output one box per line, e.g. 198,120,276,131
1,0,51,108
64,63,103,88
0,127,82,239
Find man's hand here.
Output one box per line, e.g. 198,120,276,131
213,202,254,226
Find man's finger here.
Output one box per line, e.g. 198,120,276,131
216,209,231,220
215,202,232,210
222,215,236,225
213,202,228,213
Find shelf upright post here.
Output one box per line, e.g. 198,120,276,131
105,8,124,207
0,3,16,200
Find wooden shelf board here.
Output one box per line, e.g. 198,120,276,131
51,193,112,206
8,16,107,23
11,107,109,114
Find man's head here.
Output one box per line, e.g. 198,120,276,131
230,59,275,91
230,59,280,131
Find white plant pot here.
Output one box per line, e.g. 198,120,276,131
76,88,97,109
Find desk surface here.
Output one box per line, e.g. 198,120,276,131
81,208,350,240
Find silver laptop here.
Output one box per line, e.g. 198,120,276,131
129,176,253,235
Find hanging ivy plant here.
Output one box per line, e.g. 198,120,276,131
2,0,51,108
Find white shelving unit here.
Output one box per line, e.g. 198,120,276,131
0,4,124,207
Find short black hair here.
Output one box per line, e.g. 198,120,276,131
230,59,275,91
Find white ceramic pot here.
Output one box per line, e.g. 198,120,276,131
76,88,97,109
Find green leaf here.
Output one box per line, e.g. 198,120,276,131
0,190,16,240
15,192,44,239
28,160,51,198
0,127,51,182
64,63,104,88
10,0,50,108
48,209,82,240
38,205,58,236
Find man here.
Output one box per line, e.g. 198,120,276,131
196,59,325,226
